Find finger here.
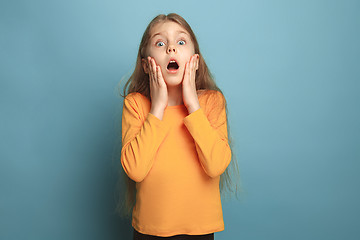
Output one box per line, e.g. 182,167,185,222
146,56,150,71
191,55,196,71
190,55,195,78
196,54,199,70
151,58,158,83
185,61,190,82
148,57,153,78
194,54,198,70
157,65,164,84
191,55,198,79
149,58,155,80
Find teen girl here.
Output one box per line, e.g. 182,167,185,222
119,13,240,240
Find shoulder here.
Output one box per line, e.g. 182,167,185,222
125,92,143,101
198,89,226,117
198,89,226,106
125,92,149,105
198,89,224,98
123,92,151,118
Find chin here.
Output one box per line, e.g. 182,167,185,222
164,78,182,87
164,73,183,86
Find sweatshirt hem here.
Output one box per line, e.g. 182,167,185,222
132,221,225,237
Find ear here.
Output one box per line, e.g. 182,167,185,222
141,58,149,74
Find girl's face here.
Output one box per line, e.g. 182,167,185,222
142,21,197,86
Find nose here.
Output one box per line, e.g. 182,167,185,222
167,45,176,53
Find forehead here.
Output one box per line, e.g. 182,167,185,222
150,21,190,39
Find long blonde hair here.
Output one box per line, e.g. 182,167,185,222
114,13,243,219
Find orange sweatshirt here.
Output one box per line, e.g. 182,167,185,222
120,90,231,237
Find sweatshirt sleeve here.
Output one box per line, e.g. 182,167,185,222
183,91,231,178
121,95,171,182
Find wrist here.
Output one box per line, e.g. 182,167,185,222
187,103,200,114
150,106,165,120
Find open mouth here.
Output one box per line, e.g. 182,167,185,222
167,60,179,70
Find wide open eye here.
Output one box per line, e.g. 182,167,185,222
178,40,185,45
156,41,165,47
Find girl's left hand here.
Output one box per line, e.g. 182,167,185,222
182,53,200,113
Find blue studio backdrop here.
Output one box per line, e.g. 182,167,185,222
1,0,359,239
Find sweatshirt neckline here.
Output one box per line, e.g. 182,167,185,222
165,104,186,109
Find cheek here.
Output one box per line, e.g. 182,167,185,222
146,45,158,57
186,48,196,59
185,54,194,63
147,48,161,59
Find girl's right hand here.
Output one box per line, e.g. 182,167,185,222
147,56,168,117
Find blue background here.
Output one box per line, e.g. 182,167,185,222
1,0,359,239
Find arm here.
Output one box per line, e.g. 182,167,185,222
120,95,171,182
183,91,231,178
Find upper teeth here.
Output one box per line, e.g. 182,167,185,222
170,60,176,63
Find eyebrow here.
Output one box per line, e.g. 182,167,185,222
150,30,188,40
